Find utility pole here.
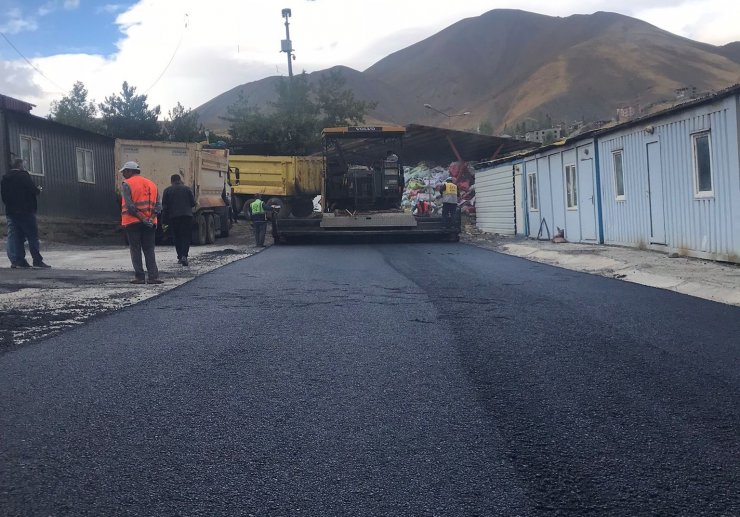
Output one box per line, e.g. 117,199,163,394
281,8,294,78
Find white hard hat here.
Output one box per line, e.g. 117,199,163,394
119,161,140,173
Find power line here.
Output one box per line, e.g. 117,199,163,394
143,13,188,95
0,30,66,93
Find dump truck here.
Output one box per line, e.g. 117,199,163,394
228,154,323,218
269,126,460,241
115,139,231,245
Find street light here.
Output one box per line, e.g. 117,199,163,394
280,8,294,78
424,103,471,128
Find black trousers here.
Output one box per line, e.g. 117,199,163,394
124,223,158,280
169,216,192,260
442,203,457,226
253,221,267,246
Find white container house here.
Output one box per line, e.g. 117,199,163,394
476,84,740,263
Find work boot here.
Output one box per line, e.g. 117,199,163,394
148,278,164,285
181,257,189,266
130,278,146,284
33,261,51,268
11,260,31,269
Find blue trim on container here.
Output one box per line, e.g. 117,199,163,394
593,138,605,244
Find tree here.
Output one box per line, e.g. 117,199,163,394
99,81,161,140
224,69,377,155
49,81,101,132
221,93,275,146
270,73,320,155
316,69,375,128
478,121,494,135
162,102,202,142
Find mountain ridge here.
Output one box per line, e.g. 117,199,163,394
196,9,740,135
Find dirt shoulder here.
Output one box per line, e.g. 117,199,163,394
0,221,268,352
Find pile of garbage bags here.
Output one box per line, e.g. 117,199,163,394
402,161,476,215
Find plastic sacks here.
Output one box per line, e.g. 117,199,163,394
402,162,476,215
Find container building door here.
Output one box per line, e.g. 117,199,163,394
646,142,666,244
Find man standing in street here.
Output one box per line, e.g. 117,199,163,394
1,159,51,269
247,193,268,247
440,177,459,227
162,174,195,266
120,161,163,284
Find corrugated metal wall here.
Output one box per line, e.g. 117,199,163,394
598,95,740,261
520,139,599,243
475,163,516,235
1,111,118,222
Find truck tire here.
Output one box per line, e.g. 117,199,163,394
192,214,207,245
205,214,216,244
291,197,314,218
266,197,290,219
219,211,230,237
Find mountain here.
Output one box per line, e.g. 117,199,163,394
718,42,740,64
196,10,740,134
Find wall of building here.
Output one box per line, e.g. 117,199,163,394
598,95,740,262
1,111,118,223
520,139,600,243
475,163,516,235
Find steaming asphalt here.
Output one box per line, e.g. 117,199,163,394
1,242,738,516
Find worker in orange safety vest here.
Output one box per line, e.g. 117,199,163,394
120,161,163,284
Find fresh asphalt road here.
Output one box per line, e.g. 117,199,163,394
1,242,738,516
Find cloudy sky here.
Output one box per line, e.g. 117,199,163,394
1,0,739,119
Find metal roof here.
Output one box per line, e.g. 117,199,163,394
0,94,35,113
326,124,538,166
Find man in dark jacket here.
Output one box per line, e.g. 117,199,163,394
161,173,195,266
1,159,50,268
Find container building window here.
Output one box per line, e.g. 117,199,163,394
76,148,95,183
613,150,625,200
528,173,539,211
565,164,578,209
692,131,712,196
20,135,43,175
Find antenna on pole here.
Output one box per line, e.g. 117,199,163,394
280,8,294,78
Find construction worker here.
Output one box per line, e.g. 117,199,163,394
120,161,163,284
440,177,459,227
247,193,268,247
1,159,51,268
162,173,195,266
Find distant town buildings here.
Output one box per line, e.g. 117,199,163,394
675,86,698,101
525,127,562,143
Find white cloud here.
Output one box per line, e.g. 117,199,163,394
64,0,80,9
96,4,127,15
1,8,38,34
12,0,740,118
37,2,57,17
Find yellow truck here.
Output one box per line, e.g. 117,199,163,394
228,155,323,218
115,139,231,244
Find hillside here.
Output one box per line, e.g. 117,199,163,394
196,10,740,134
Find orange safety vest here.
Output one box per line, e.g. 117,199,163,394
121,175,159,227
